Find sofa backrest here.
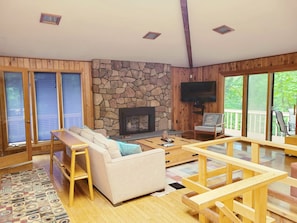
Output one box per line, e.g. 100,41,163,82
68,126,122,160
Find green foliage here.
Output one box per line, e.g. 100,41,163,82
224,76,243,109
273,71,297,111
248,74,268,111
225,71,297,112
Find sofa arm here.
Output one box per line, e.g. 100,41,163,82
105,149,166,204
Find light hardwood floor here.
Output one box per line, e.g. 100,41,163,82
1,144,297,223
32,154,200,223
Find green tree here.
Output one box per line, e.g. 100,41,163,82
224,76,243,109
273,71,297,111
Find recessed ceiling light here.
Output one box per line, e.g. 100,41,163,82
213,25,234,35
143,32,161,40
40,13,62,25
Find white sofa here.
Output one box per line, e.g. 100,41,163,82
67,126,166,205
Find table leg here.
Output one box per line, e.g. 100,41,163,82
50,133,54,174
69,150,76,206
84,148,94,200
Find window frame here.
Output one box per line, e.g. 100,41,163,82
31,71,83,143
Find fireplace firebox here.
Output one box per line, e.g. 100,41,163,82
119,107,155,135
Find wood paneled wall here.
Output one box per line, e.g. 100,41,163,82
172,52,297,132
2,52,297,135
0,56,93,128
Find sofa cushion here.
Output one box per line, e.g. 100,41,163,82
68,126,121,159
69,126,82,135
194,126,223,133
116,141,142,156
203,114,219,126
106,139,122,158
94,129,107,137
93,135,122,159
80,128,95,141
93,131,106,141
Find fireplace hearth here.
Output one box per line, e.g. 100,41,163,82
119,107,155,135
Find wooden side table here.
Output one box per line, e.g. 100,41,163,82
50,129,94,206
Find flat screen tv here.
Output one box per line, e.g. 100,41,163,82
180,81,216,102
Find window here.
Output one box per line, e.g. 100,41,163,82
224,76,243,136
4,72,26,143
62,73,83,128
34,72,83,141
272,70,297,142
247,74,268,140
224,70,297,141
35,72,59,140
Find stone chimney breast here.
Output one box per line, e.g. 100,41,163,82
92,59,171,136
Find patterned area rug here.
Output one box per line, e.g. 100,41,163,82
0,168,70,223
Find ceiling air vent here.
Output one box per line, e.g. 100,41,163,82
143,32,161,40
213,25,234,35
40,13,62,25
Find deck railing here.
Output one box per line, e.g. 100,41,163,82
224,109,294,141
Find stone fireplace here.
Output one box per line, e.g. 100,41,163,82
92,59,171,136
119,107,155,135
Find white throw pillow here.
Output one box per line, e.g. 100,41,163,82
94,129,107,137
105,139,122,159
93,134,122,159
93,132,107,141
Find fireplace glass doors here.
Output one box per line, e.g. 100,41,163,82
119,107,155,135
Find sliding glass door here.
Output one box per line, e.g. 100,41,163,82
272,71,297,142
247,74,268,140
224,76,243,136
224,70,297,142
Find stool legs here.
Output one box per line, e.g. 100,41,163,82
69,150,76,206
85,148,94,200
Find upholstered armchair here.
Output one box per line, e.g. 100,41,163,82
194,113,225,140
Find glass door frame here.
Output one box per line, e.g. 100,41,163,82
225,73,273,140
246,73,269,140
0,67,32,168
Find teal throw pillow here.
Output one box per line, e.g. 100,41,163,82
116,141,142,156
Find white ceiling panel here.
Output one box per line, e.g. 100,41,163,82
0,0,296,67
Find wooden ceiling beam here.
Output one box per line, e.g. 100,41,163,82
180,0,193,68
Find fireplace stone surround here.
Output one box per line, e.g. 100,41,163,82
92,59,171,136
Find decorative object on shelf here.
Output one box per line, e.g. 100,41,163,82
161,130,174,143
162,130,168,140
